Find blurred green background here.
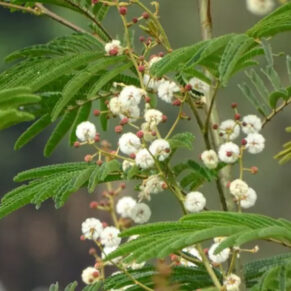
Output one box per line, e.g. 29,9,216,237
0,1,291,290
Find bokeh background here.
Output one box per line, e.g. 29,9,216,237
0,1,291,290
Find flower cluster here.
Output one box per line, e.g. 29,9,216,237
246,0,275,16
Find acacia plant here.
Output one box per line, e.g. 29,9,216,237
1,0,291,290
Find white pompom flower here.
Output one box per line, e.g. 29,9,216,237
100,226,121,248
201,149,219,169
102,246,121,265
143,74,162,91
76,121,96,142
81,266,99,285
130,203,151,224
109,97,122,115
184,192,206,213
223,273,241,291
119,85,145,107
157,80,180,103
119,105,141,122
81,218,103,240
208,242,230,264
240,187,257,209
229,179,249,200
241,115,262,134
135,149,155,169
219,120,240,141
116,196,137,218
144,109,163,127
189,77,210,96
119,133,141,156
105,39,123,56
149,139,171,161
246,0,275,16
218,142,240,163
139,175,165,201
245,133,265,154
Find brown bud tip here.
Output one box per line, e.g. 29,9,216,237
231,103,238,109
132,17,138,23
241,138,247,146
234,113,241,120
109,48,118,56
84,154,93,163
90,201,98,209
139,36,145,42
129,153,136,159
219,132,224,137
91,0,99,4
89,248,97,255
120,182,126,189
250,166,258,174
80,235,86,241
93,109,100,116
151,131,157,136
212,124,218,130
242,121,247,127
172,99,182,106
145,96,151,103
159,52,165,57
138,65,145,72
170,254,178,261
162,183,168,190
165,148,171,153
226,181,231,188
226,151,233,157
162,114,167,122
203,248,209,255
136,130,144,138
96,160,103,166
115,125,123,133
120,117,129,125
184,84,192,91
94,134,100,142
119,6,127,15
73,141,80,148
142,12,150,19
92,271,99,278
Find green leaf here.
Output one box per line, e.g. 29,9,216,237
0,109,35,130
168,132,195,150
99,97,108,131
44,109,77,157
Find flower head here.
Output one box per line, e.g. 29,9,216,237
149,139,171,161
189,77,210,96
218,142,240,163
208,242,230,264
105,39,123,56
180,246,202,267
223,273,241,291
219,120,240,141
76,121,96,142
240,187,257,209
135,149,155,169
81,218,103,240
246,0,275,16
201,149,219,169
242,115,262,134
81,266,99,285
157,80,180,103
184,191,206,213
119,85,145,107
116,196,137,218
144,109,163,127
139,175,165,201
229,179,249,200
119,133,141,156
109,97,122,115
245,133,265,154
130,203,151,224
100,226,121,248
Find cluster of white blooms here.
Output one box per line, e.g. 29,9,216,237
105,39,123,56
219,120,240,141
76,121,96,142
246,0,275,16
149,139,171,161
201,149,219,169
109,85,146,121
184,191,206,213
157,80,180,103
139,175,165,201
208,239,230,264
229,179,257,209
180,246,202,267
100,226,121,247
81,266,99,285
189,77,210,96
115,196,152,224
119,132,141,156
223,273,241,291
135,149,154,169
